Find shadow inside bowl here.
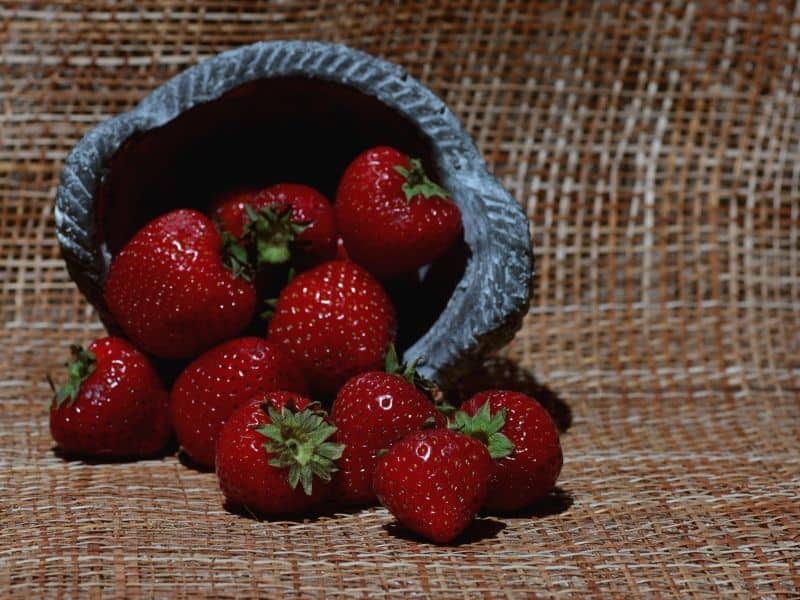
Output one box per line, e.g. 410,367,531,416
98,76,447,254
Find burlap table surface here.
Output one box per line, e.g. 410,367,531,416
2,1,798,598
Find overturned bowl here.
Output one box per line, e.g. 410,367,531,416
54,41,533,388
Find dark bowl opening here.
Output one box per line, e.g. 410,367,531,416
94,75,470,354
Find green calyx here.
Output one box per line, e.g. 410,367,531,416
220,204,309,281
47,344,96,408
384,345,437,396
243,204,309,266
256,404,345,496
221,230,253,281
448,401,515,460
394,157,450,202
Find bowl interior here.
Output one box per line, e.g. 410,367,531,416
94,76,469,352
97,77,444,253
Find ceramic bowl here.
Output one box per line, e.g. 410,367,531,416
54,41,533,386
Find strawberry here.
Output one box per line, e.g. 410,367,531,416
267,260,396,397
211,183,337,267
170,337,307,468
335,146,462,279
373,428,492,544
456,390,563,512
104,209,256,359
331,347,439,506
210,187,261,240
216,392,344,516
48,337,171,459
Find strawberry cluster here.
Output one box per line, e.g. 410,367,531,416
49,145,563,544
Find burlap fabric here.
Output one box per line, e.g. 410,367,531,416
2,1,798,597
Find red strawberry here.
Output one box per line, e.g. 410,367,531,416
331,347,439,506
216,392,344,516
267,260,396,397
373,428,492,544
104,209,256,359
211,183,337,267
456,390,563,512
48,337,171,459
210,187,260,239
170,337,307,468
335,146,462,279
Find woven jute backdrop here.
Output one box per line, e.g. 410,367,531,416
1,1,798,598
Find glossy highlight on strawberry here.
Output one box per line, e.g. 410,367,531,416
103,209,256,359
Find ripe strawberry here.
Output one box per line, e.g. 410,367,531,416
456,391,563,512
331,347,439,506
211,183,337,267
210,187,261,239
216,392,344,516
267,260,396,397
373,428,492,544
336,146,462,279
170,337,307,468
104,209,256,359
48,337,171,459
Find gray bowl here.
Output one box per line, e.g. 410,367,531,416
54,40,533,387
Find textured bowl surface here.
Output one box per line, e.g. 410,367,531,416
55,40,533,386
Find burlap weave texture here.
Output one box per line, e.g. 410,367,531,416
1,1,798,598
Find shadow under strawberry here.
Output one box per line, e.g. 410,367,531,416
448,357,572,433
383,517,506,546
483,486,574,519
176,448,215,473
222,500,340,523
52,435,178,465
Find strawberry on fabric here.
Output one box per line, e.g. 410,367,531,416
211,183,337,267
170,337,307,469
216,392,344,516
103,209,256,360
455,390,563,512
331,346,440,506
48,337,171,459
335,146,462,280
267,260,396,397
373,428,492,544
